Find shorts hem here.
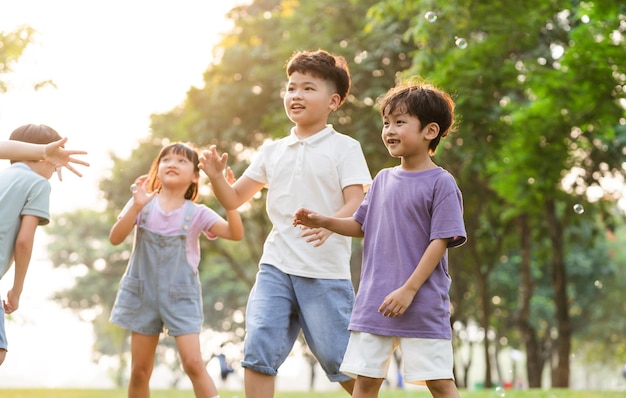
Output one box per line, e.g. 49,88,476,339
340,364,387,379
241,361,278,376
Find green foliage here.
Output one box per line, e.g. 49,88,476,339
37,0,626,388
0,25,35,92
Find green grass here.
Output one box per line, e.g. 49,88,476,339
0,389,623,398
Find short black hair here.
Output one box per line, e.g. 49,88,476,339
285,49,351,107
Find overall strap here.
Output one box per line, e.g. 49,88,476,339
180,200,196,236
138,197,157,228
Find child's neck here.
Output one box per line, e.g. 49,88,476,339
400,154,437,172
294,121,327,139
157,189,187,213
22,160,51,179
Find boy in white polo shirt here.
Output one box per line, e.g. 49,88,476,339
199,49,371,397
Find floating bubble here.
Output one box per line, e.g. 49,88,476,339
573,203,584,214
494,386,506,397
455,37,468,49
424,11,438,23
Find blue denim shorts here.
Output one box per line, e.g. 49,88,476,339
242,263,354,382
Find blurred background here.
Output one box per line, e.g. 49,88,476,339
1,0,625,392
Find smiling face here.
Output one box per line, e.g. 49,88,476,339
149,143,200,200
382,106,426,158
283,71,340,137
381,105,440,170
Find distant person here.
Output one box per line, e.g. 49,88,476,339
0,136,89,179
109,142,243,398
216,353,234,382
293,81,467,398
198,49,371,398
0,124,87,366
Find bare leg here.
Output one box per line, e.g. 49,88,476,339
244,368,275,398
352,375,384,398
426,379,460,398
176,333,218,398
339,378,355,395
128,332,159,398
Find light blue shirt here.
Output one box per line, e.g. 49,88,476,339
0,162,51,278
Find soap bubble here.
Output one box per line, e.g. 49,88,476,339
424,11,438,23
455,37,468,49
573,203,584,214
494,386,506,397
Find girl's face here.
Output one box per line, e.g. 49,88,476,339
157,150,199,189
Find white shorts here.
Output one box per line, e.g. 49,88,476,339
340,331,455,385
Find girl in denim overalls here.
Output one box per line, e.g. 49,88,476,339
109,143,243,398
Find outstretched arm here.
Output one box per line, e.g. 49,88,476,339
207,167,244,241
296,184,366,246
0,137,89,180
3,215,39,314
293,208,364,238
199,145,263,210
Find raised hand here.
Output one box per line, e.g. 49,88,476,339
44,137,89,180
199,145,228,179
129,174,156,206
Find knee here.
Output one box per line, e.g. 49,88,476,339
426,379,458,397
355,375,384,394
181,356,207,378
129,363,153,384
0,349,6,366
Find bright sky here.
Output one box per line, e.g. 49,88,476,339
0,0,242,213
0,0,244,388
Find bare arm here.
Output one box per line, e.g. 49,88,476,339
199,145,264,210
0,138,89,180
109,175,155,245
295,184,366,246
208,209,244,241
206,167,244,241
3,215,39,314
378,238,449,318
293,208,364,238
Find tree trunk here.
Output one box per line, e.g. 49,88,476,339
477,272,493,388
544,199,571,387
516,214,544,387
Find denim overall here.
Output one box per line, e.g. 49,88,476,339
110,199,203,336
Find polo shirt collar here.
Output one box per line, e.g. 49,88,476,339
286,124,334,146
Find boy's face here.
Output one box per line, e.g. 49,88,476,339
381,107,437,159
283,71,340,132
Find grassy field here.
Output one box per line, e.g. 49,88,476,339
0,389,623,398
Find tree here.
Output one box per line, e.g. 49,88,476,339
368,0,626,388
0,25,35,92
45,0,413,383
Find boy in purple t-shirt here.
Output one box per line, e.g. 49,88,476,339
293,81,466,398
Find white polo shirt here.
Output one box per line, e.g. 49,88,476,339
244,125,372,279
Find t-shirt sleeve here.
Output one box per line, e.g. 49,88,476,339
430,174,467,248
196,204,224,240
20,180,51,226
338,139,372,190
242,141,269,185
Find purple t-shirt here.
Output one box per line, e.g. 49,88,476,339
352,166,466,339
